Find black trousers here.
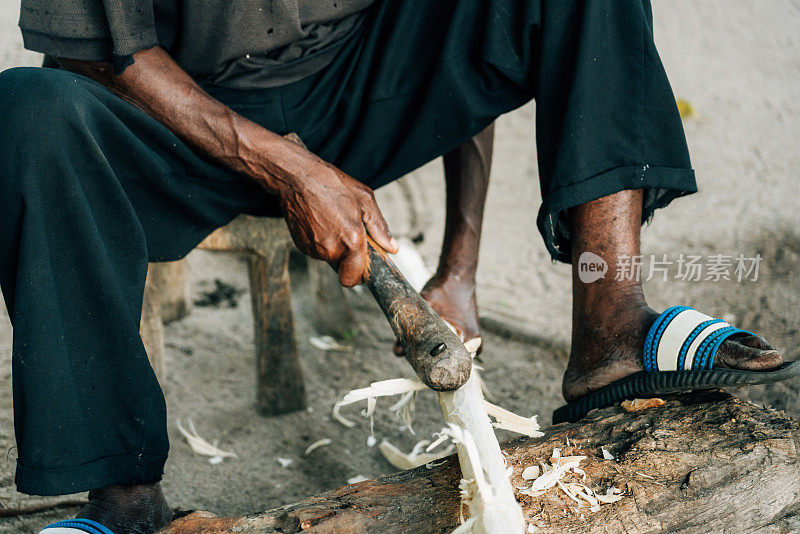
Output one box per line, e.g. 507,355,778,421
0,0,695,495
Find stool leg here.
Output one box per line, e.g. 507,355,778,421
141,265,166,383
309,259,352,337
149,259,191,324
248,243,307,415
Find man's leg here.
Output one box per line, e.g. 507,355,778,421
422,124,494,343
563,190,782,401
0,67,271,531
276,0,787,396
391,124,493,354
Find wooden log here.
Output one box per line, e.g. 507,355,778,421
158,391,800,533
437,366,526,532
160,462,463,534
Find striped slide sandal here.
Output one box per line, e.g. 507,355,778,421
39,518,114,534
552,306,800,424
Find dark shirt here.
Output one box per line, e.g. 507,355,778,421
19,0,375,88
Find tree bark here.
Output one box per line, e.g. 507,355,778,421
158,391,800,534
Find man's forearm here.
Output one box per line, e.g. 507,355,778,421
56,47,318,196
55,46,399,285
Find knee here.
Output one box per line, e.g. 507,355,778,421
0,67,86,143
0,67,62,113
0,68,98,195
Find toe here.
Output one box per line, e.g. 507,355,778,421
715,334,783,371
734,333,775,351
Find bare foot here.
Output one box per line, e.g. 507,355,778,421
394,273,480,355
77,482,172,534
563,296,784,402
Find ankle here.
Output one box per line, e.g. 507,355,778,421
574,282,648,323
80,482,172,534
87,482,160,503
426,268,476,292
434,245,478,287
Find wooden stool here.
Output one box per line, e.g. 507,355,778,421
140,215,350,416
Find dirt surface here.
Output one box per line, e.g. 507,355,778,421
1,2,799,532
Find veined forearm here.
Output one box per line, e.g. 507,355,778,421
55,47,318,196
55,46,399,286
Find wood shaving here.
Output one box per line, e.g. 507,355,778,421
332,402,358,428
463,337,482,354
309,335,351,352
389,390,418,434
621,398,666,412
521,465,540,480
484,400,543,438
595,487,623,504
332,377,427,428
518,455,586,497
304,438,332,455
426,429,452,452
176,419,237,460
516,451,623,513
379,439,455,470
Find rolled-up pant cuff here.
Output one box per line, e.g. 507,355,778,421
537,165,698,263
15,453,167,496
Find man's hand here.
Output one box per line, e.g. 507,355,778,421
277,157,397,286
57,47,397,286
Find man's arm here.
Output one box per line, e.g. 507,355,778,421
56,47,398,286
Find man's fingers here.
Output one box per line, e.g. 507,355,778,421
361,202,398,254
337,243,368,287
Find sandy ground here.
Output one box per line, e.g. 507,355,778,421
0,2,798,532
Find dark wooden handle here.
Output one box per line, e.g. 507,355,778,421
281,132,471,390
363,238,472,391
